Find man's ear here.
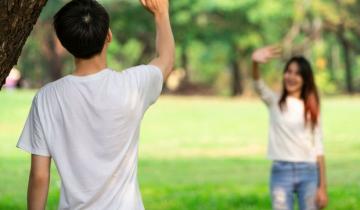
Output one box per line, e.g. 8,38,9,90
107,29,113,43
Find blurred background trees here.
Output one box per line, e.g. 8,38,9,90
13,0,360,95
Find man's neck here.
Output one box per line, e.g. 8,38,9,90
73,54,107,76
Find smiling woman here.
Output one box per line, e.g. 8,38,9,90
279,57,320,130
251,46,328,210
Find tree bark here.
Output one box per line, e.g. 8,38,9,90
0,0,48,89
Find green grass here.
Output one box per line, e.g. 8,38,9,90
0,90,359,210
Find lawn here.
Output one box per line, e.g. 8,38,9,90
0,90,359,210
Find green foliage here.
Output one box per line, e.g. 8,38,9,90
188,41,229,84
16,0,360,93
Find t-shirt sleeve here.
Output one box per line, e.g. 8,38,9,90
126,65,164,108
253,79,277,107
16,94,50,157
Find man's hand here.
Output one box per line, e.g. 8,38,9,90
252,46,281,64
140,0,169,17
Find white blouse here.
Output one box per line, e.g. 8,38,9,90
254,79,324,162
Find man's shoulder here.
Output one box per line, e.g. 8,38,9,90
121,65,161,73
36,76,68,99
120,65,162,80
120,65,146,74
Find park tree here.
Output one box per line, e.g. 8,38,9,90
0,0,48,89
311,0,360,93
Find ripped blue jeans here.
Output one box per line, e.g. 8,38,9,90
270,161,319,210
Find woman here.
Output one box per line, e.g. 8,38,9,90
251,46,328,210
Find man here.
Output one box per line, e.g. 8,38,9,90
16,0,175,209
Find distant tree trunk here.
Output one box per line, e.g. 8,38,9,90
45,32,65,81
135,36,153,65
329,46,339,82
230,58,243,96
337,25,354,93
341,42,353,93
181,45,189,82
0,0,48,89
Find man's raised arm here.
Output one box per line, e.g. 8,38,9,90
140,0,175,80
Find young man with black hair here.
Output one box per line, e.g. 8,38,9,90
17,0,174,209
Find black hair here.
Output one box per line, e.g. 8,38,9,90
53,0,110,59
279,56,320,129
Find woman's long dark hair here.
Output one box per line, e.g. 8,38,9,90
279,56,320,129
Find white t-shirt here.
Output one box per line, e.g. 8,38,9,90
17,65,163,210
253,79,324,162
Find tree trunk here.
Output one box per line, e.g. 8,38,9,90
342,42,353,93
181,44,190,83
0,0,48,89
46,32,65,81
337,25,354,93
230,58,243,96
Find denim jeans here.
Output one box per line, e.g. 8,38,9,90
270,161,319,210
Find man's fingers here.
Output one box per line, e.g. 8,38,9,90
142,0,157,12
140,0,146,6
140,0,155,14
148,0,157,10
141,0,156,10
